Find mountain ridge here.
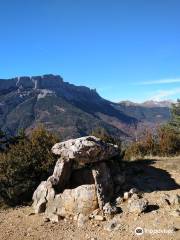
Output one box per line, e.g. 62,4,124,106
0,74,137,140
0,74,171,140
119,100,173,108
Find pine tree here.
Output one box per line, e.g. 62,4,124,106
169,99,180,133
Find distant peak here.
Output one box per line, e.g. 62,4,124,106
118,100,173,108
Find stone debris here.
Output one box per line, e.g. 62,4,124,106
131,193,141,200
89,209,100,219
104,218,121,232
127,198,148,214
159,193,180,207
129,188,139,195
170,209,180,217
116,197,123,205
123,192,130,200
94,215,105,221
103,203,118,215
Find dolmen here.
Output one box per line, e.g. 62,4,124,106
32,136,121,222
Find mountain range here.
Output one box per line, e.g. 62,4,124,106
0,74,171,140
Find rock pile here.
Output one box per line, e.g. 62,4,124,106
32,136,120,221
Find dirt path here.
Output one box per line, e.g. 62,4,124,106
0,157,179,240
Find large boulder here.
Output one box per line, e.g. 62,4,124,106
45,184,98,220
52,136,119,166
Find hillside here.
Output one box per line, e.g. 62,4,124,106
0,74,137,140
116,101,171,124
0,74,171,140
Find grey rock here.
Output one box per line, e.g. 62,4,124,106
123,192,130,200
32,181,54,213
128,198,148,214
45,184,98,220
103,202,118,215
104,218,121,231
92,162,114,209
129,188,139,195
94,215,104,221
77,213,88,227
48,159,72,192
43,217,50,222
89,209,100,219
116,196,123,205
52,136,119,166
131,193,141,200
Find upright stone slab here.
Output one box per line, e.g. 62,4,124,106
92,162,114,209
48,158,72,192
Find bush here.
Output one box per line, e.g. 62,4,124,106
169,99,180,133
123,141,144,160
157,125,180,156
0,126,59,206
124,125,180,160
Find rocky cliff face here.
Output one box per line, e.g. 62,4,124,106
0,74,99,101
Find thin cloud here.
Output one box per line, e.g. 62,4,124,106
139,78,180,85
150,88,180,101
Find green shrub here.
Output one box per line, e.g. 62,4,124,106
124,125,180,160
157,125,180,156
0,126,59,206
169,99,180,133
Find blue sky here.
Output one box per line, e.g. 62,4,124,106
0,0,180,102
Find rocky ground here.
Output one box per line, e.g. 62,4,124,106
0,157,179,240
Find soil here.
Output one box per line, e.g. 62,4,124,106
0,157,179,240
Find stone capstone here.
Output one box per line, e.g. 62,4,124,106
52,136,119,166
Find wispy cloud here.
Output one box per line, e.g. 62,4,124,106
150,88,180,101
139,78,180,85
